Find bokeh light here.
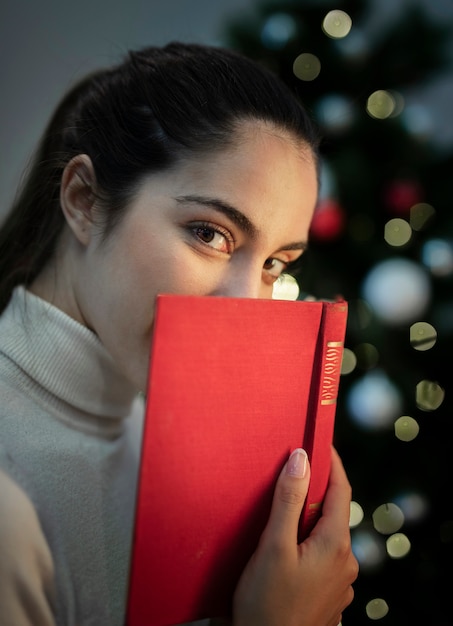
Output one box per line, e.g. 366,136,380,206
318,159,337,199
261,13,298,50
421,238,453,276
350,501,364,528
334,27,369,61
410,202,436,231
388,91,405,117
384,179,422,215
322,10,352,39
309,198,345,241
386,533,411,558
372,503,405,534
366,90,396,119
352,530,386,571
341,348,357,375
402,102,434,140
366,598,390,620
384,218,412,247
347,370,402,430
410,321,437,351
394,492,429,523
272,273,300,301
415,379,445,411
293,52,321,81
315,94,355,134
362,257,431,325
394,415,420,442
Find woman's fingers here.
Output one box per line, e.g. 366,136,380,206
232,447,358,626
310,446,352,537
260,448,311,550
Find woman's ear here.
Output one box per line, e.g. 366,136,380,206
60,154,98,246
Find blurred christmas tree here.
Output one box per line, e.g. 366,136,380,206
223,1,453,624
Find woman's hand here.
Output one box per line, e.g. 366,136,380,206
232,446,359,626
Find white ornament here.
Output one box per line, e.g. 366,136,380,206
347,369,403,430
362,257,431,324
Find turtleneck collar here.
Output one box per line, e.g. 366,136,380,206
0,286,138,418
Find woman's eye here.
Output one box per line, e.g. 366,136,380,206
263,257,287,280
191,223,233,254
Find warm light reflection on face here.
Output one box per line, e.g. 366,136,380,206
74,121,318,391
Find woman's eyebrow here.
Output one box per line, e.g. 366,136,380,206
175,194,258,240
276,241,308,253
175,194,308,253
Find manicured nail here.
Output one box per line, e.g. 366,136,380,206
286,448,307,477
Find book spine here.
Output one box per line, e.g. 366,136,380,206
299,300,348,540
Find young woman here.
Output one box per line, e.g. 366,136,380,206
0,42,358,626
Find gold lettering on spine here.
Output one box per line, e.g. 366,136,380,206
321,341,343,405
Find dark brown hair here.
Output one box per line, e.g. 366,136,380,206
0,42,320,313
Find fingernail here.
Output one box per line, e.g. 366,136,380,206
286,448,307,477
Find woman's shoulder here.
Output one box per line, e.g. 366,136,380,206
0,468,45,536
0,468,56,626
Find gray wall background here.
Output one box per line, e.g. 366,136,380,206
1,0,453,217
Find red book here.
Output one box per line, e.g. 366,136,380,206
126,294,348,626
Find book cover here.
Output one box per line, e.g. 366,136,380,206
126,294,347,626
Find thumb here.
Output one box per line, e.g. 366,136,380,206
262,448,311,548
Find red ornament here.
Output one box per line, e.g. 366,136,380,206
309,198,345,241
384,179,423,215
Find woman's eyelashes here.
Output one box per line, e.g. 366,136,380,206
264,255,304,283
189,222,235,254
263,257,288,281
187,220,301,283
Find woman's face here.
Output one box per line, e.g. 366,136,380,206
52,122,318,392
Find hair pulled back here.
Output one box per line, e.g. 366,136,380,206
0,42,319,312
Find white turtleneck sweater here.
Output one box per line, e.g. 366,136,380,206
0,287,154,625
